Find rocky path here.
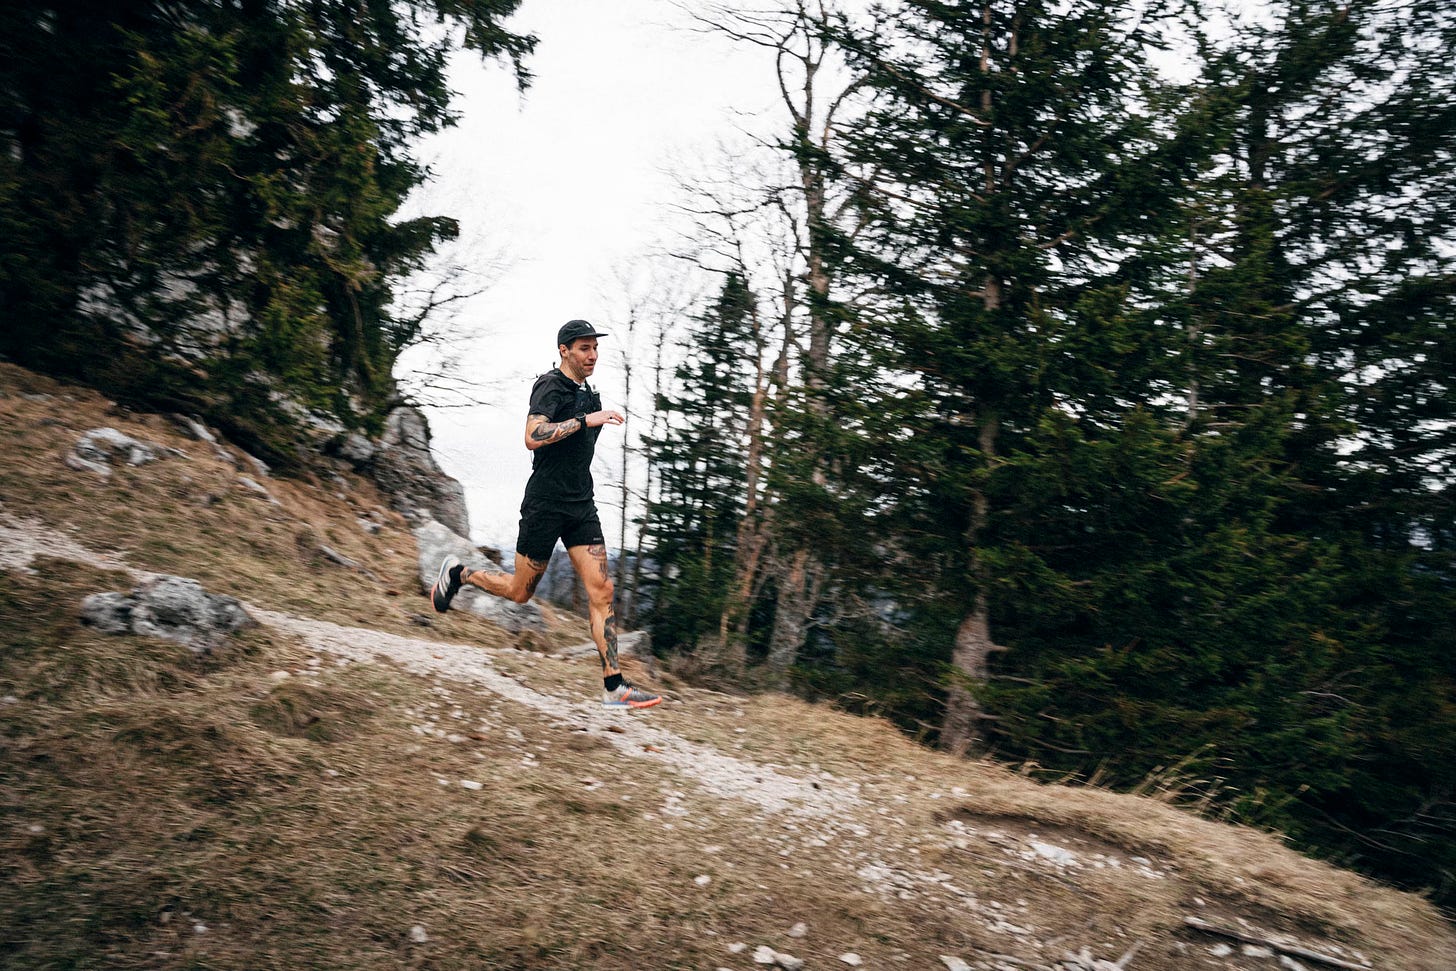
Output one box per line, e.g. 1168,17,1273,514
250,606,857,819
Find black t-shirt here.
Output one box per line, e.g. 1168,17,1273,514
522,368,602,504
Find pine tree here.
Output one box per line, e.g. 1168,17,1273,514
969,0,1456,904
0,1,534,461
827,0,1213,753
641,274,762,663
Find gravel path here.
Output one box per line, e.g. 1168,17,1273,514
0,508,853,818
250,606,856,817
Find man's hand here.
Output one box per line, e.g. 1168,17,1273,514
585,409,625,428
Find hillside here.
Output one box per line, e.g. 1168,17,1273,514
2,360,1453,971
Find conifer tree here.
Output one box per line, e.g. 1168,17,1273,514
828,0,1212,753
0,1,533,460
963,0,1456,904
641,274,762,663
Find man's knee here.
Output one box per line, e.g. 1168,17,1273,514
590,578,614,610
507,558,548,604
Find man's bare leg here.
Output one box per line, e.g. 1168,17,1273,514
566,543,660,708
567,542,619,676
463,552,550,605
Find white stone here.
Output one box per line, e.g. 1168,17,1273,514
787,922,807,938
460,780,483,791
409,925,429,943
839,954,863,966
1029,840,1078,866
940,957,972,971
694,874,711,886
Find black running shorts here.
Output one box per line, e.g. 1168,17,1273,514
515,499,604,562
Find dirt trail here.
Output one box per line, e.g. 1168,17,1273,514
250,607,857,818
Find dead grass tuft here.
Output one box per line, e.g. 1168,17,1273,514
249,680,378,742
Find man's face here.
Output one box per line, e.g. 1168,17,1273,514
560,337,599,379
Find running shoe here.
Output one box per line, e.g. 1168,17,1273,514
430,555,464,613
602,682,662,709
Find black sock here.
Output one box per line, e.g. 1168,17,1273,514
604,672,624,692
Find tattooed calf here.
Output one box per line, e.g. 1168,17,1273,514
603,607,619,673
523,556,550,599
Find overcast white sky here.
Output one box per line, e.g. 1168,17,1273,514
397,1,785,549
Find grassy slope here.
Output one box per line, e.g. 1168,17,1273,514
1,361,1452,971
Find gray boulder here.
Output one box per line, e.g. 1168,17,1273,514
80,575,255,653
413,519,544,633
364,406,470,537
66,427,171,478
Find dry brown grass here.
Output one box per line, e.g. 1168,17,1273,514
3,361,1454,971
0,363,584,647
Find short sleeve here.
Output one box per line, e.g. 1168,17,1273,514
527,373,570,420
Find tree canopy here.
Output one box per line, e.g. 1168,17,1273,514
0,0,534,463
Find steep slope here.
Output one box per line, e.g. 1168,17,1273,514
2,361,1452,970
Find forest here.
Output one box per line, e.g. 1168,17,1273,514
2,1,1452,909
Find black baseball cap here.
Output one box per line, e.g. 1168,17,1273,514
557,319,608,346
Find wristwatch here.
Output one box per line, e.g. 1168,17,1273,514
575,412,587,430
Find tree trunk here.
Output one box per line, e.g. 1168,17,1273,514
940,338,1007,751
941,588,1005,756
765,546,824,686
715,296,779,672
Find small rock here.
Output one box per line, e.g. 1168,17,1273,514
1030,840,1078,866
839,955,863,966
941,958,972,971
694,874,712,886
67,427,163,478
753,946,804,970
460,780,482,791
237,475,280,504
270,670,291,681
727,942,748,954
409,925,429,943
787,922,807,938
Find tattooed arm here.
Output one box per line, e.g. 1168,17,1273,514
524,409,624,451
524,412,584,450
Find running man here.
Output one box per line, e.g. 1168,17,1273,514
429,319,661,710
